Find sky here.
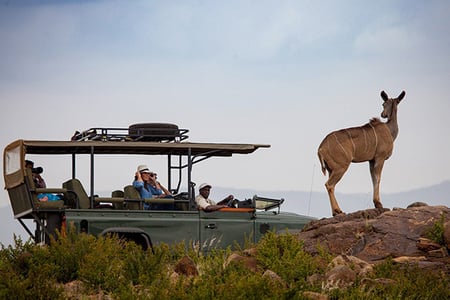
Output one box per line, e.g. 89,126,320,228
1,0,450,220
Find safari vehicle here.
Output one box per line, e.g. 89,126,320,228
3,123,315,251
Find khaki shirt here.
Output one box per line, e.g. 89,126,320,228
195,194,216,210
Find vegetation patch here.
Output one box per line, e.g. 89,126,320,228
426,213,446,246
0,227,449,299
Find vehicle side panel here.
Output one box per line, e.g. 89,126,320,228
65,210,200,247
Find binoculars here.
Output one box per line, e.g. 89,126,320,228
32,167,43,174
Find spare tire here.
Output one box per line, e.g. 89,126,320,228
128,123,180,142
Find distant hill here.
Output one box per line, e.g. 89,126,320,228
1,180,449,246
213,180,450,218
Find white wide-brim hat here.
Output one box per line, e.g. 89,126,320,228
137,164,151,173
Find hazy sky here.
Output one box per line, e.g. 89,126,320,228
1,1,449,215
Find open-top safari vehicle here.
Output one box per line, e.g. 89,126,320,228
3,123,315,251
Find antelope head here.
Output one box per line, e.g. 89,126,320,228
380,90,405,119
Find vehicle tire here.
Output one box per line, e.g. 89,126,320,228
128,123,180,142
100,227,154,252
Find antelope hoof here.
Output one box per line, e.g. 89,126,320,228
374,201,383,209
332,209,344,217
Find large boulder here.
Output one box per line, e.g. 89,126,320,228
297,205,450,265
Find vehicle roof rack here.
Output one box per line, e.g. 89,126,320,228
71,123,189,142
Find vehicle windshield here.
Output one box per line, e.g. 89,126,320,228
254,196,284,212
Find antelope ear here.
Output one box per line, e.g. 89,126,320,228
398,90,406,102
380,90,388,101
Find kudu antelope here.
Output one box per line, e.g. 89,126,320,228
318,90,406,216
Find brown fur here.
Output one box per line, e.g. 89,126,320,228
318,91,405,216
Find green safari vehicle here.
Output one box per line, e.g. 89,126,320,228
3,124,315,251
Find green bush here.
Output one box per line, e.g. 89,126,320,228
0,230,449,299
0,236,64,299
256,231,326,284
426,213,446,245
48,225,98,283
371,259,450,300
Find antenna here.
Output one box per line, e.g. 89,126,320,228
308,164,315,215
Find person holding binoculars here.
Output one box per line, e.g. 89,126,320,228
25,159,47,188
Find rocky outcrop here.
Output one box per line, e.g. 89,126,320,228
290,204,450,294
297,205,450,264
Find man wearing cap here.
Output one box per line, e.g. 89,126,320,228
195,183,234,212
133,164,172,210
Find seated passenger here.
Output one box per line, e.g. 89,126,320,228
25,160,62,202
133,164,173,210
25,160,46,188
195,183,234,212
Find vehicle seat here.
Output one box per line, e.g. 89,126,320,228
174,192,190,211
24,168,65,209
111,190,124,209
63,178,91,209
123,185,141,210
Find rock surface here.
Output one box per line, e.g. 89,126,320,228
296,205,450,266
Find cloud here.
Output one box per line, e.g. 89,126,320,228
0,0,449,198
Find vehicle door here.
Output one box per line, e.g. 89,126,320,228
199,209,255,252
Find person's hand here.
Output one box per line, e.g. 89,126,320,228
218,195,234,206
135,171,143,182
226,195,234,201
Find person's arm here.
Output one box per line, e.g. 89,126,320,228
135,171,143,183
203,204,228,212
33,174,47,188
133,172,144,190
196,195,227,212
155,181,172,197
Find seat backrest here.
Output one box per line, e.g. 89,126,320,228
111,190,124,197
123,185,141,210
25,167,37,191
111,190,124,209
11,168,38,214
63,179,90,209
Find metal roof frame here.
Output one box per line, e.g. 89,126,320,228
6,139,270,209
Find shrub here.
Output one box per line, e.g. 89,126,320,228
1,229,449,299
366,259,450,299
48,224,98,283
0,236,64,299
256,231,324,283
426,213,446,245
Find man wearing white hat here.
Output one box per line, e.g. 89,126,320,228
195,183,234,212
133,164,172,210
